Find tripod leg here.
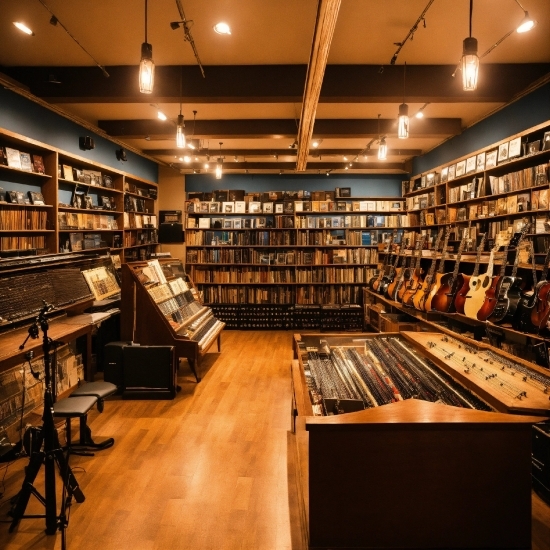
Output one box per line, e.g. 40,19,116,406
54,449,85,504
9,451,46,532
44,451,57,535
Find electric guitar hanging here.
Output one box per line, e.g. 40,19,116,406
488,223,530,324
411,227,445,311
395,247,415,303
530,247,550,332
430,226,469,313
454,233,487,315
477,228,524,322
378,232,400,295
513,239,541,332
401,234,427,307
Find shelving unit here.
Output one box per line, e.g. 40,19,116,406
0,127,158,261
185,195,405,309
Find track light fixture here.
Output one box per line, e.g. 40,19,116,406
461,0,479,91
514,0,535,32
289,140,298,149
139,0,155,93
171,1,205,78
216,142,223,179
13,22,34,35
415,102,429,118
397,63,409,139
157,110,167,121
312,139,322,148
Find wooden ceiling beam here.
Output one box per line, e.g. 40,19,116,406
296,0,342,171
98,118,459,139
171,161,407,171
3,64,548,104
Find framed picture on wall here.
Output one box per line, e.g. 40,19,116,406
455,160,466,177
441,167,449,183
465,156,476,174
508,137,522,159
486,149,498,169
275,203,284,214
448,164,456,181
476,152,486,172
497,142,509,163
543,131,550,151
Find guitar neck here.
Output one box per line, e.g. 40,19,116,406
471,234,487,278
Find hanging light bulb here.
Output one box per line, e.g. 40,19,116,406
139,0,155,94
176,114,185,148
215,142,223,179
378,137,387,160
397,63,409,139
461,0,479,91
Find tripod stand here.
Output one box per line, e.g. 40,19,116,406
9,302,85,543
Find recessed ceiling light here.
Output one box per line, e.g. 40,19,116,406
13,22,34,35
157,110,167,121
213,22,231,35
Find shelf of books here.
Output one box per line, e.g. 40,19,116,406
185,191,405,321
0,127,157,261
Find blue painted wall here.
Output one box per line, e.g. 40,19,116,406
413,81,550,176
186,173,403,197
0,87,158,183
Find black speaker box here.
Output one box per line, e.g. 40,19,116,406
122,345,176,399
158,223,184,243
103,341,134,388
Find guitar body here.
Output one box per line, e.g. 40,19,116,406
401,269,424,307
513,289,538,332
431,273,462,313
489,276,523,324
424,272,445,312
378,269,395,296
477,276,501,321
385,267,403,300
370,274,382,292
453,274,471,314
395,270,411,302
463,275,487,319
411,278,431,311
531,281,550,330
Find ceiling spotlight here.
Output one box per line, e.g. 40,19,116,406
326,170,331,176
516,12,535,33
183,156,191,163
13,22,34,35
145,135,151,141
48,73,61,84
139,0,155,94
213,22,231,35
157,110,167,121
343,156,348,161
279,170,283,175
415,102,429,119
234,156,239,162
204,162,210,169
49,16,58,26
345,166,349,170
188,142,196,150
274,154,278,160
289,140,298,149
312,139,322,148
170,21,181,30
195,156,199,161
116,148,127,162
179,157,184,161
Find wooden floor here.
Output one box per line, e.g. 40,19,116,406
0,330,549,550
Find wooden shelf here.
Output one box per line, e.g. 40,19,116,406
0,202,53,208
0,164,52,179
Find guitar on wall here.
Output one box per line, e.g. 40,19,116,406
529,247,550,332
422,227,452,312
395,244,416,303
378,232,400,296
401,234,427,307
489,222,530,324
369,232,395,292
430,226,469,313
476,228,525,322
454,233,487,315
513,239,542,332
411,227,444,311
463,241,500,321
385,238,409,300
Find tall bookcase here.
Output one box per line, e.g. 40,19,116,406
185,195,406,310
0,127,158,261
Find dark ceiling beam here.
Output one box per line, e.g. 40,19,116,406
170,161,407,171
147,148,422,157
98,118,460,139
3,64,548,104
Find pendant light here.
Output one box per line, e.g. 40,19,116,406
461,0,479,91
397,63,409,139
215,142,223,179
139,0,155,94
377,114,387,160
176,68,185,148
515,0,535,33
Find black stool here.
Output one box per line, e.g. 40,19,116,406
53,396,99,456
68,381,117,451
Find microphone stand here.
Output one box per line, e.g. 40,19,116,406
9,302,85,548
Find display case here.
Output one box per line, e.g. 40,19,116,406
291,331,549,549
121,258,225,382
